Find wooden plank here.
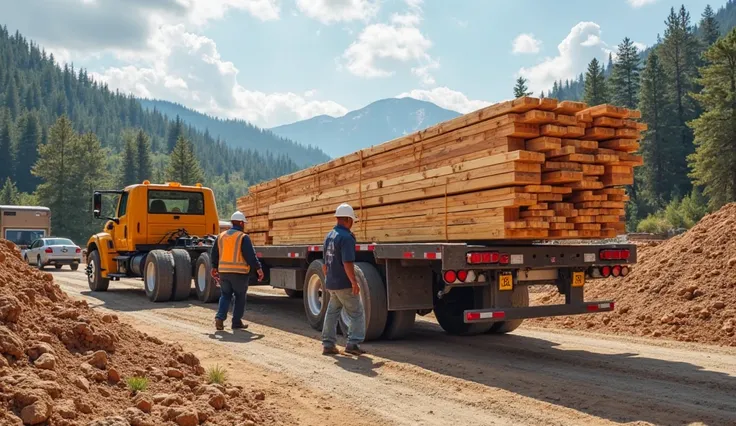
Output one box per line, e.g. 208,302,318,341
554,101,587,115
580,104,629,119
543,161,582,171
526,137,562,152
546,146,577,158
521,110,558,124
542,171,584,184
562,139,598,151
540,124,567,137
615,128,640,139
582,127,617,141
582,164,605,175
593,117,624,128
598,139,640,152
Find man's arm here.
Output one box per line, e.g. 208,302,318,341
210,236,219,269
341,236,359,294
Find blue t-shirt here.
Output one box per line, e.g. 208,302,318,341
323,224,356,290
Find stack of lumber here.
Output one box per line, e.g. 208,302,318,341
236,97,644,244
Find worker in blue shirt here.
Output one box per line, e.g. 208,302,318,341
321,203,366,356
210,211,264,331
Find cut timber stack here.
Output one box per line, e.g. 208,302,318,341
236,97,644,244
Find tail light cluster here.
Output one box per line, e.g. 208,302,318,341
76,248,82,253
443,269,487,284
599,249,631,261
590,265,630,278
466,251,510,265
44,248,53,253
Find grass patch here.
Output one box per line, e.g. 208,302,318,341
125,376,149,393
206,364,228,385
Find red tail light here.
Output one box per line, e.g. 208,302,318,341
467,251,500,264
75,248,81,253
466,312,481,321
44,248,53,253
600,249,631,261
443,270,457,283
499,254,510,265
612,265,622,277
600,266,611,278
457,270,468,282
621,266,630,276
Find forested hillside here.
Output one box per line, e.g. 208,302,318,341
520,2,736,233
0,26,299,242
139,99,329,167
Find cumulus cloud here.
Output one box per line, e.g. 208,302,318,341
295,0,379,24
397,87,491,114
91,24,348,127
517,22,610,93
627,0,658,7
512,33,542,54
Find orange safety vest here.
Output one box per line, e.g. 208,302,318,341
216,229,251,274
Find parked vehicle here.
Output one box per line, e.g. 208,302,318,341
25,237,83,270
0,205,51,249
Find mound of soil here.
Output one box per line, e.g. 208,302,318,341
530,203,736,347
0,239,277,425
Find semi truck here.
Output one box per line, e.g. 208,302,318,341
86,181,636,340
1,205,52,249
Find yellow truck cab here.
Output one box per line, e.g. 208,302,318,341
86,181,222,302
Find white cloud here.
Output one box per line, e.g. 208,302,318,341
517,22,610,93
626,0,658,8
92,24,348,127
397,87,492,114
295,0,379,24
512,33,542,54
340,0,438,85
180,0,280,25
633,41,648,52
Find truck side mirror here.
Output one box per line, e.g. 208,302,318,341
93,192,102,218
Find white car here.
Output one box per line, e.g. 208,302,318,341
25,237,83,271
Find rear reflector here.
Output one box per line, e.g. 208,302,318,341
600,266,611,278
467,251,500,264
587,302,614,312
466,311,506,321
621,266,630,276
612,265,622,277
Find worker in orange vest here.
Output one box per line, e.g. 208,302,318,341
210,211,264,331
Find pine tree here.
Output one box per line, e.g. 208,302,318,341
166,136,204,185
120,132,138,187
135,129,153,183
0,177,19,204
4,76,20,120
14,111,42,193
0,110,13,182
610,38,642,109
688,27,736,209
699,5,721,48
167,115,183,153
584,58,609,106
606,53,614,75
513,77,533,98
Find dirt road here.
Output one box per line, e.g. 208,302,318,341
50,269,736,426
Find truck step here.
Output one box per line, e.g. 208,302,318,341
112,256,130,262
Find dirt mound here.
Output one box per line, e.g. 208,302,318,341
0,239,277,425
530,203,736,347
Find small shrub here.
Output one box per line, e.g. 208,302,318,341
206,364,228,385
636,213,672,234
126,376,149,393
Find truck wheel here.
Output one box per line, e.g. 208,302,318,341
487,286,529,334
144,250,174,302
37,256,44,270
70,263,79,271
171,249,192,301
304,260,330,331
284,289,303,298
338,262,388,341
195,252,220,303
434,286,493,336
87,250,110,292
382,310,416,340
55,265,62,270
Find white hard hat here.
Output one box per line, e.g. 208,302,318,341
334,203,358,221
230,211,247,222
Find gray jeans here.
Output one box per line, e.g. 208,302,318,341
322,288,366,347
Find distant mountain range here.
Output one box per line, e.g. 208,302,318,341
269,98,462,158
138,99,330,167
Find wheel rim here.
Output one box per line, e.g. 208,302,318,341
197,263,207,292
145,261,156,292
88,258,96,283
307,274,324,316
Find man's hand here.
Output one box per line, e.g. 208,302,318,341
351,282,360,295
210,268,219,279
257,268,265,282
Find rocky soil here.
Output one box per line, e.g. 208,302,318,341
0,239,278,425
530,203,736,347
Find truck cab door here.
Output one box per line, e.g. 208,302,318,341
112,192,130,252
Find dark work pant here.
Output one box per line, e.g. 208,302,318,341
215,273,250,324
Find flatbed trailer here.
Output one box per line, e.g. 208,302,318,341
195,240,637,340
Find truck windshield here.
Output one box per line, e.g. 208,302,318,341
4,230,46,247
148,190,205,215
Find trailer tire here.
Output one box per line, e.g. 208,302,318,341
382,310,416,340
284,289,303,299
55,265,62,270
195,252,220,303
87,250,109,292
434,286,493,336
171,249,192,301
338,262,388,341
304,260,329,331
144,250,174,302
487,286,529,334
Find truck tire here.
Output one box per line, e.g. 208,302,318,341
284,289,303,298
87,250,109,292
171,249,192,301
434,286,493,336
37,255,44,270
144,250,174,302
382,310,416,340
195,252,220,303
70,263,79,271
304,260,330,331
55,265,62,270
338,262,388,341
487,285,529,334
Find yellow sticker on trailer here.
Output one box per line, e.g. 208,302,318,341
572,271,585,287
499,273,513,291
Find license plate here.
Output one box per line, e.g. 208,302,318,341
572,271,585,287
498,273,513,291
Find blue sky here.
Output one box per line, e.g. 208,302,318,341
0,0,719,127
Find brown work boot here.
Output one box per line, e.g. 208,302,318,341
322,346,340,356
232,321,248,330
215,319,224,331
344,344,366,356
